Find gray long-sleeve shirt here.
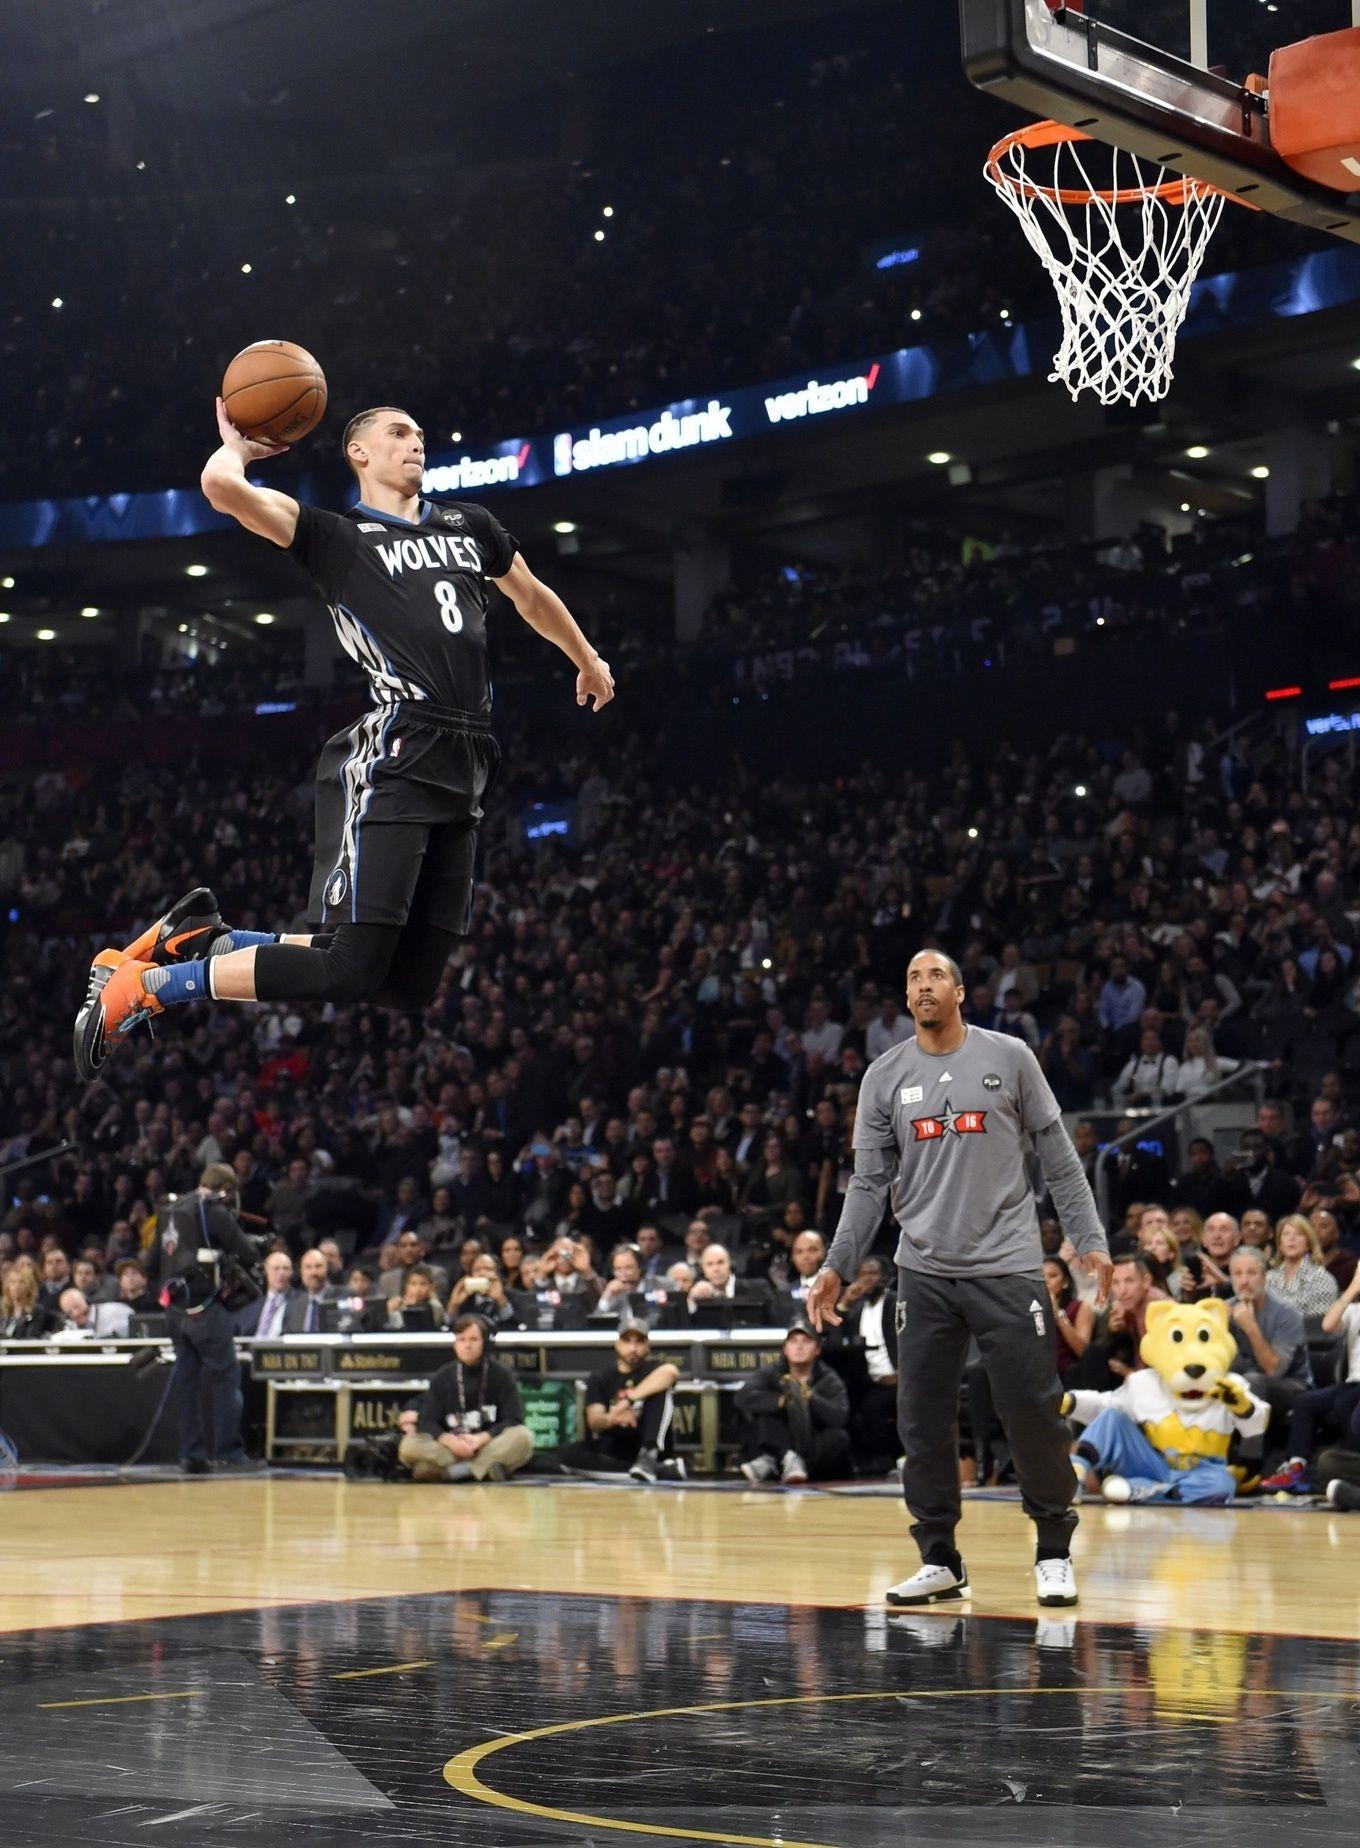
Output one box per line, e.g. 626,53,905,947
825,1026,1108,1281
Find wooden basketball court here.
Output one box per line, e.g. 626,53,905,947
2,1477,1357,1845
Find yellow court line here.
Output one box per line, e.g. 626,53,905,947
330,1659,434,1681
443,1685,1344,1848
38,1689,201,1711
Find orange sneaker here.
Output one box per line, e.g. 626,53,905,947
74,888,224,1084
73,957,164,1083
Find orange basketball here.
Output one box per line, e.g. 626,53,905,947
221,340,327,443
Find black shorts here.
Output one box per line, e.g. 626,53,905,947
308,702,500,931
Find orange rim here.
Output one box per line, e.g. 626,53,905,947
986,119,1227,208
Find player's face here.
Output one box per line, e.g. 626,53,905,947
353,413,425,492
906,956,963,1025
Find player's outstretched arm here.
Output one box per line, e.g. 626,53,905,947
492,553,614,710
200,397,301,548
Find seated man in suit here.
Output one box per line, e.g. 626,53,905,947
678,1242,773,1326
509,1252,594,1332
284,1247,337,1334
237,1250,299,1338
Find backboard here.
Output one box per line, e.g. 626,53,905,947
960,0,1360,242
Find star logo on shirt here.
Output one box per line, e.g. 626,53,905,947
911,1098,988,1142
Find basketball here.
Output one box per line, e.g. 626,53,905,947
221,339,327,443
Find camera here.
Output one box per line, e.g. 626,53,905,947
465,1277,490,1295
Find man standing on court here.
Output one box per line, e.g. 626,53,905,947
807,950,1112,1608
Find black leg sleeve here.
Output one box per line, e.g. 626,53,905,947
251,923,401,1005
369,921,460,1012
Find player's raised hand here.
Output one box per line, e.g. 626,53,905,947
576,655,615,711
214,396,290,464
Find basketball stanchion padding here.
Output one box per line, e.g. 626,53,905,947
1268,29,1360,192
984,120,1237,407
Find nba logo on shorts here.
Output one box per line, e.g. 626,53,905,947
325,866,349,909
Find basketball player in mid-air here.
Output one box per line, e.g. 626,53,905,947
74,400,614,1079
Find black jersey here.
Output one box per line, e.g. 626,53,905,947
287,498,518,716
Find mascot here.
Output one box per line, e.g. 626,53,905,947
1061,1298,1267,1503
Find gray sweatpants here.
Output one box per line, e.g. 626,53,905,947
896,1268,1078,1559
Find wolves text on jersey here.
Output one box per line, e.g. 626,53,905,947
375,532,482,579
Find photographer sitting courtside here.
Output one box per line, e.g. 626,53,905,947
736,1319,850,1484
396,1315,534,1482
147,1162,261,1475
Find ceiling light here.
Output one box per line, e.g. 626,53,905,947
36,628,56,641
552,521,577,535
1095,616,1106,626
51,297,63,310
136,161,146,171
178,623,188,634
450,430,462,442
1250,465,1270,480
910,308,922,322
967,827,978,839
927,450,951,465
1180,501,1191,512
999,307,1010,319
1074,784,1087,797
1,577,13,589
83,93,100,104
593,230,605,242
241,262,252,274
185,563,208,578
602,205,614,218
253,612,275,625
284,194,297,205
0,613,9,624
80,605,99,617
1185,444,1210,459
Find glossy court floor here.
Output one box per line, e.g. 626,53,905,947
1,1477,1358,1846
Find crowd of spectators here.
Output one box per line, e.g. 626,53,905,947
6,6,1337,501
3,558,1360,1483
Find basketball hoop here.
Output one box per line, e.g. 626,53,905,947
985,120,1233,407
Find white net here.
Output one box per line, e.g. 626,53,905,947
985,126,1227,407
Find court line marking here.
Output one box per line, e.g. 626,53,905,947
443,1686,1345,1848
330,1659,434,1680
38,1690,201,1711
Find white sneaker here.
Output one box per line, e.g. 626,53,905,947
885,1561,970,1606
780,1450,809,1484
1034,1557,1078,1607
740,1455,778,1484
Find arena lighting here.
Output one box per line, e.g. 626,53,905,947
83,93,99,104
449,431,462,443
910,308,923,320
177,623,188,634
185,564,208,577
1352,358,1360,370
967,826,979,838
1074,784,1087,796
1250,465,1270,479
253,612,275,625
0,613,10,624
1,577,13,588
552,521,577,534
135,161,146,171
593,230,605,242
1329,675,1360,691
36,628,56,641
1180,501,1191,511
1185,444,1211,458
761,957,773,970
602,205,614,217
284,194,297,205
240,263,252,274
50,298,62,310
927,450,951,464
1265,685,1302,700
80,606,98,618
